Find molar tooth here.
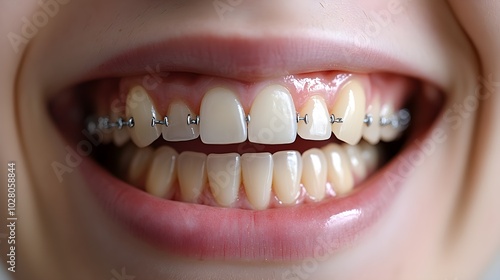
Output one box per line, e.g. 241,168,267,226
248,85,297,144
297,96,332,140
178,152,207,203
362,95,381,144
272,151,302,205
127,147,154,188
301,148,327,201
342,144,367,183
126,86,161,147
241,153,273,210
207,153,241,207
162,101,200,141
331,80,366,145
145,146,178,198
322,144,354,196
200,88,247,144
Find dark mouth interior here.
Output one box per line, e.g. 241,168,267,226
48,73,445,199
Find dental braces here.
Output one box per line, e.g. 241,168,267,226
87,109,411,134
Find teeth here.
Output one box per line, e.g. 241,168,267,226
145,146,178,198
200,88,247,144
113,129,130,147
331,80,366,145
177,152,208,203
126,86,161,147
206,153,241,207
380,104,400,142
297,96,332,140
241,153,273,210
362,95,381,144
322,144,354,195
127,147,154,188
248,85,297,144
358,141,381,174
162,101,200,142
342,144,367,182
301,148,327,201
272,151,302,205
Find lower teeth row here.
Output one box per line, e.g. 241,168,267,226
111,140,382,210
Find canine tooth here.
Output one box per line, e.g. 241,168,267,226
126,86,161,147
162,101,200,141
248,85,297,144
342,144,367,182
145,146,178,198
380,104,400,142
127,147,154,188
200,88,247,144
272,151,302,205
297,96,331,140
322,144,354,195
241,153,273,210
301,148,327,201
207,153,241,207
362,95,381,144
331,80,366,145
178,152,207,203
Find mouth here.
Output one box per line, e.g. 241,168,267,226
49,36,444,261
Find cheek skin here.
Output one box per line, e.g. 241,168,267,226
3,1,496,280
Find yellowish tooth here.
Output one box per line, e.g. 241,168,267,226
114,142,138,176
342,144,367,182
301,148,327,201
162,101,200,141
113,129,130,147
241,153,273,210
331,80,366,145
297,95,332,140
358,141,381,174
380,104,400,142
145,146,178,198
362,95,381,144
127,147,154,188
126,86,161,147
178,152,207,203
207,153,241,207
200,88,247,144
272,151,302,205
248,85,297,144
322,144,354,195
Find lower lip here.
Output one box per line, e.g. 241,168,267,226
80,133,425,261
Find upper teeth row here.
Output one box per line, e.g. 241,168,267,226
89,82,410,148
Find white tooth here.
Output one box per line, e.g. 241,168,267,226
145,146,178,198
241,153,273,210
162,101,200,141
301,148,327,201
358,141,381,174
248,85,297,144
362,95,381,144
126,86,161,147
200,88,247,144
380,104,400,142
342,144,367,182
272,151,302,205
297,96,332,140
177,152,207,203
127,147,154,188
322,144,354,195
207,153,241,207
331,80,366,145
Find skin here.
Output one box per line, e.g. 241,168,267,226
1,0,499,279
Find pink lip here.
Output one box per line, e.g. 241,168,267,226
69,35,443,261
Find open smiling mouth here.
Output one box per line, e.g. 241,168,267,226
48,37,444,261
